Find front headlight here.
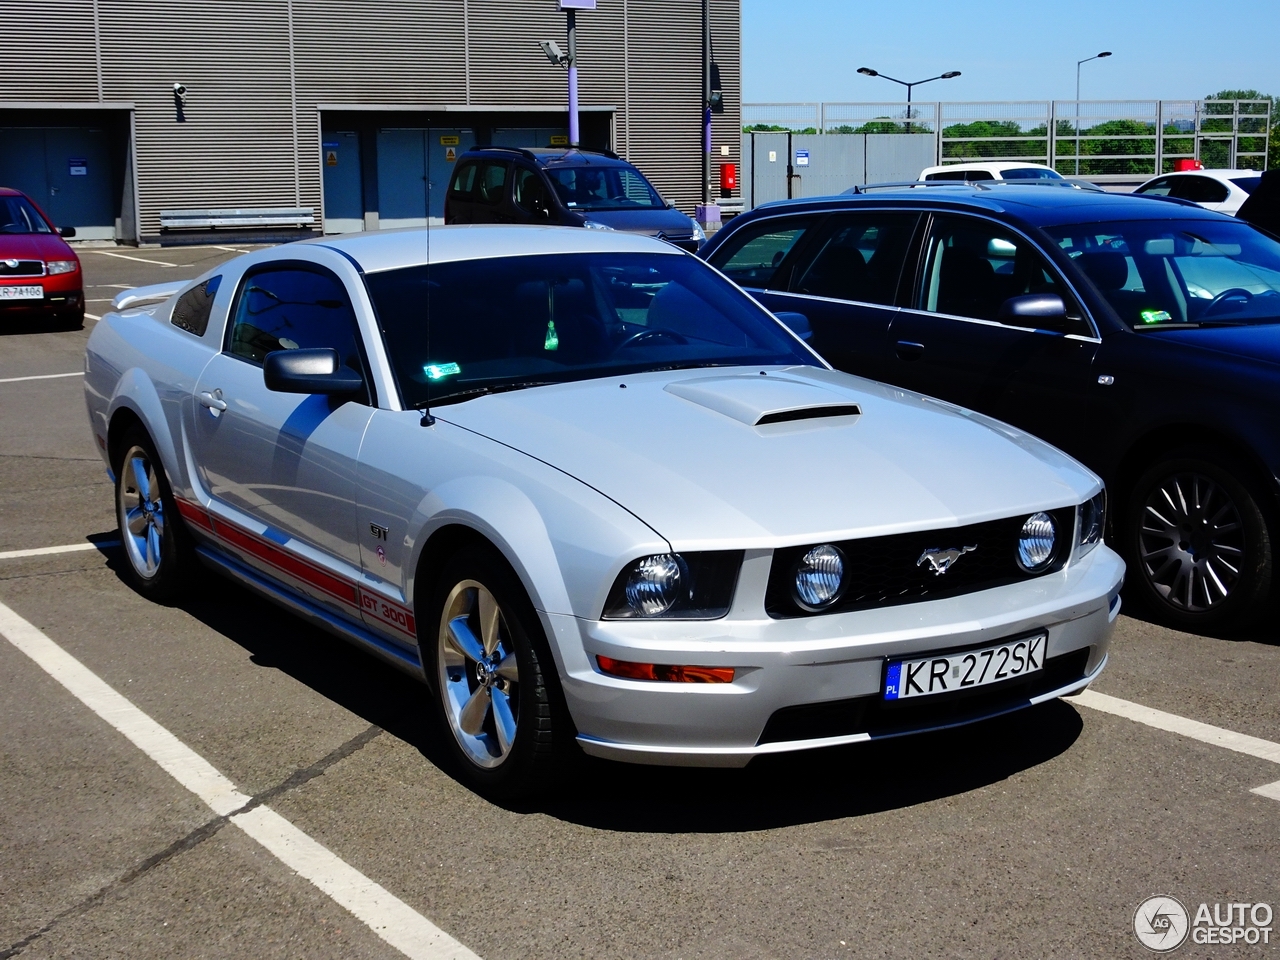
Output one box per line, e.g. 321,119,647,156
603,551,742,619
46,260,78,275
582,219,615,231
1077,489,1106,558
792,544,846,611
690,218,706,242
1017,512,1058,571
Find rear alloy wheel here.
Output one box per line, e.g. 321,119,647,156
427,544,563,797
1125,452,1272,632
114,427,196,601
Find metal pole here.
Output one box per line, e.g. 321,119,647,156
702,0,710,205
905,83,912,135
567,9,579,146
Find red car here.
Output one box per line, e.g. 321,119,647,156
0,187,83,329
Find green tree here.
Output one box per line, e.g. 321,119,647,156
1206,89,1277,170
941,120,1045,160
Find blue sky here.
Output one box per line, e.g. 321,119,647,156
742,0,1280,104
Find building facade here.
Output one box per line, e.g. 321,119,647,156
1,0,741,242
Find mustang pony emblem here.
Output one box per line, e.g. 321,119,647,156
917,545,978,576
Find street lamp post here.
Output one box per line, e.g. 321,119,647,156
539,0,597,148
857,67,960,134
1074,51,1112,174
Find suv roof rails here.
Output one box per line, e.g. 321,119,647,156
845,178,1106,194
463,145,621,162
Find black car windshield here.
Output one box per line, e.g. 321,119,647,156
364,252,815,406
545,165,665,211
1000,167,1063,180
0,196,52,234
1045,219,1280,328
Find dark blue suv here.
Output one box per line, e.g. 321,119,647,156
702,182,1280,634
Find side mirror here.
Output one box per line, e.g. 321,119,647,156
996,293,1067,331
773,311,813,341
58,225,76,238
264,347,364,394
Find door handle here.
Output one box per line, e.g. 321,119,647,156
198,390,227,414
896,340,925,361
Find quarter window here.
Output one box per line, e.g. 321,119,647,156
708,217,815,289
793,213,918,305
449,162,478,197
171,275,221,337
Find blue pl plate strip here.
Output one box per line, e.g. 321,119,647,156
884,661,902,701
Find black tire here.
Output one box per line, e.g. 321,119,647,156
423,542,567,798
113,425,197,601
53,309,84,332
1122,449,1272,633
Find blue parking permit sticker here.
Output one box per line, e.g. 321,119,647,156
884,661,902,700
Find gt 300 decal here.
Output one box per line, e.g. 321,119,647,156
359,589,417,636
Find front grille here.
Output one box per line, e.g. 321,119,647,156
757,647,1090,745
765,507,1076,618
0,260,44,277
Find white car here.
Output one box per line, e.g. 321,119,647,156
83,225,1123,796
1132,169,1264,216
920,162,1063,182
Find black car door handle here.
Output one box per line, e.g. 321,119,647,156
896,340,925,361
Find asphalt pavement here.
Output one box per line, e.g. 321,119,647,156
0,244,1277,959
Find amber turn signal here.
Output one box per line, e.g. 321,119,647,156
596,655,734,684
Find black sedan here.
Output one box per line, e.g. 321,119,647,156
701,183,1280,633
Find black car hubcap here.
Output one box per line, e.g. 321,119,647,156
1139,472,1244,612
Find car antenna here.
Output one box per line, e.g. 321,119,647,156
421,162,435,427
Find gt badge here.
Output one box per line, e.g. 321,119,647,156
917,545,977,576
369,522,388,541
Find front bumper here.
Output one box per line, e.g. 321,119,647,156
0,277,83,316
547,544,1124,767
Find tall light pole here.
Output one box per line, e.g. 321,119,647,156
857,67,960,134
1075,51,1112,174
539,0,596,147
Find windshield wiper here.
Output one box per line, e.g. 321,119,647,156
415,381,558,408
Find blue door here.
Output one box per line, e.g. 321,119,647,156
0,127,115,239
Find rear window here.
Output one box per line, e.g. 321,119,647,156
449,162,478,196
1231,176,1263,195
171,275,221,337
999,167,1063,180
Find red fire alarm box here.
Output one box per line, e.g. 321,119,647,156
720,162,736,193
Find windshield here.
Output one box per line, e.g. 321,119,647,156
364,252,815,406
545,165,665,211
1045,219,1280,328
0,196,52,234
1000,167,1063,180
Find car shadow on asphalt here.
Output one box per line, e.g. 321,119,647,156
146,563,1086,831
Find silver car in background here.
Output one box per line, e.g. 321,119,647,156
84,225,1124,796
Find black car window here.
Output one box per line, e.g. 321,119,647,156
545,164,665,211
793,212,918,306
918,215,1083,330
475,161,509,205
227,265,370,402
707,217,815,289
1170,176,1230,204
449,162,478,198
171,275,221,337
1230,176,1262,195
1135,177,1174,197
513,166,551,218
925,169,994,182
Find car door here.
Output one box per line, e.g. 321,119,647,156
191,260,375,616
760,210,920,383
469,159,512,224
884,213,1100,455
511,163,552,224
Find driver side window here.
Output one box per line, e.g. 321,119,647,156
227,265,371,402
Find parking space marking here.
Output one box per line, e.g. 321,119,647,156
1074,689,1280,802
85,313,101,322
0,599,482,960
0,542,118,561
87,250,186,268
0,372,83,384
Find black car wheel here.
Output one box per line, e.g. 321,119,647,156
1124,450,1272,632
113,425,197,601
423,542,568,798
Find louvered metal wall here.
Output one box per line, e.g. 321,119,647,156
0,0,740,239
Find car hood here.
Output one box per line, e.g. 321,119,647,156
436,366,1098,548
0,232,74,261
1146,322,1280,366
576,206,698,238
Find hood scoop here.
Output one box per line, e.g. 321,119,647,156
664,375,862,427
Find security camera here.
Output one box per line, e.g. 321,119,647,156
538,40,566,66
173,83,187,101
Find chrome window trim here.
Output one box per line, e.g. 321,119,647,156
894,305,1102,344
768,288,903,313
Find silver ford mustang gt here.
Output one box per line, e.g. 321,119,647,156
84,225,1123,796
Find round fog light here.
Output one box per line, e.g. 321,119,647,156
1018,512,1057,571
625,554,686,616
794,544,846,611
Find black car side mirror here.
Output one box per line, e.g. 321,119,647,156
774,311,813,341
996,293,1067,331
58,225,76,238
264,348,364,394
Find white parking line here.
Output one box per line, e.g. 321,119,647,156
88,250,186,268
0,599,482,960
0,541,118,560
0,371,84,384
85,313,101,322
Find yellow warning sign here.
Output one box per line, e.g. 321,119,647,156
439,135,460,146
549,135,569,146
325,150,338,166
444,147,457,163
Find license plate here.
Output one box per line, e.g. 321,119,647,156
0,285,44,300
884,633,1046,701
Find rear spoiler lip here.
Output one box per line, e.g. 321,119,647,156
111,282,186,312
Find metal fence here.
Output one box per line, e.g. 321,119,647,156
743,100,1272,176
